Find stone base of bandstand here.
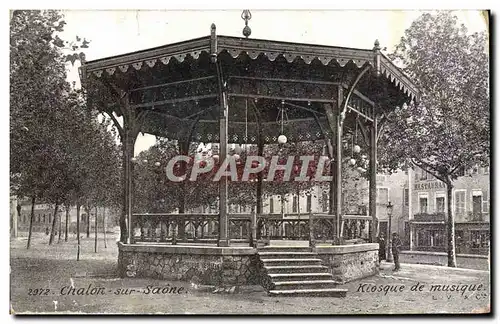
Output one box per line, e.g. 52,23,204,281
117,242,380,286
313,244,379,283
117,243,261,286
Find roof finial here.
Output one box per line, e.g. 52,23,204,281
241,10,252,38
373,39,381,77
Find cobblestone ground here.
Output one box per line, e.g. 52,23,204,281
10,232,491,315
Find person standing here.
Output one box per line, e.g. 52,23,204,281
392,232,402,271
378,235,386,261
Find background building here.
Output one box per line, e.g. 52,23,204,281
11,198,118,236
405,166,490,255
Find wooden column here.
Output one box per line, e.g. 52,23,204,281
335,88,343,242
256,141,264,215
324,99,342,244
177,141,189,242
308,211,316,247
369,118,378,243
218,93,229,247
124,127,132,244
125,128,137,244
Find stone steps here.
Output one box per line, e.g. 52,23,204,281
257,246,347,297
258,252,318,259
261,258,323,266
268,272,334,281
268,288,347,297
272,280,340,290
264,265,330,274
259,247,312,253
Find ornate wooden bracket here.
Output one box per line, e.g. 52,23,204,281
339,64,372,128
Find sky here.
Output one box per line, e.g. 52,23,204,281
58,10,488,155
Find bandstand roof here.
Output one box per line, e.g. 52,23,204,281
82,30,419,144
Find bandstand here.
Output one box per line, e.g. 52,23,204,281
81,19,418,292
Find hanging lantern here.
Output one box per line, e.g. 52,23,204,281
142,159,148,164
349,158,356,166
278,134,287,144
154,162,161,167
353,145,361,154
130,157,138,163
234,145,242,154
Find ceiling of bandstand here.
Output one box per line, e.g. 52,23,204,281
84,35,418,144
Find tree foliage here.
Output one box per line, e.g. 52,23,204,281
10,10,120,250
381,11,489,179
379,11,489,266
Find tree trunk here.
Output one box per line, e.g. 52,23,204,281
27,196,36,249
76,204,81,261
12,202,19,238
103,207,107,249
65,205,69,242
49,203,59,245
58,207,62,243
94,206,98,253
86,205,90,238
120,147,128,243
446,182,457,267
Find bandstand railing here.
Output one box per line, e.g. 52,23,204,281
130,212,373,246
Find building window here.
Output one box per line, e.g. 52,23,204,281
429,230,445,247
419,169,431,180
417,229,444,247
472,191,482,220
377,188,389,206
436,196,445,213
419,195,428,214
292,195,298,213
470,230,490,248
404,188,409,206
436,193,446,213
322,192,328,212
454,190,466,216
269,198,274,214
306,195,312,213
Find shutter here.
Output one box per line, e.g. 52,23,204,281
482,190,489,213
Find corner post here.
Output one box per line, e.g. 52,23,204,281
335,87,343,243
250,210,257,247
309,211,316,247
212,24,229,247
369,117,378,242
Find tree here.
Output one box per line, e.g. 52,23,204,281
380,11,489,267
10,10,88,248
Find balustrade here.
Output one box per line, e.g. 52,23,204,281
130,212,373,246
